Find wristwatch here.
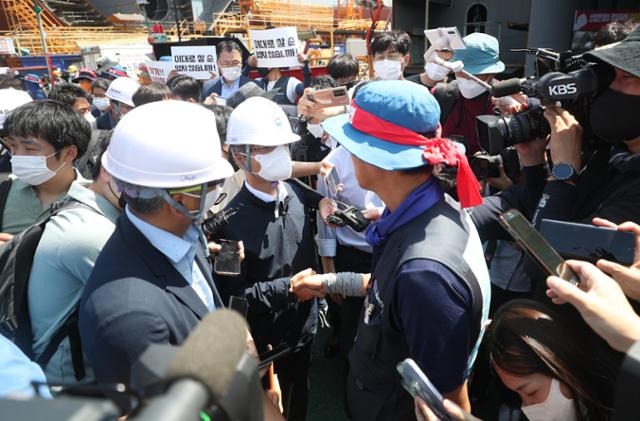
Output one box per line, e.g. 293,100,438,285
551,163,578,183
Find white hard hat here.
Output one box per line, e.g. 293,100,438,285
0,88,32,129
102,100,233,189
226,96,300,146
105,77,139,107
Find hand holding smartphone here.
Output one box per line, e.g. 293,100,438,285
499,209,579,286
397,358,452,421
214,239,241,276
307,86,350,108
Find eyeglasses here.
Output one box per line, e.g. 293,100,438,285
167,180,225,196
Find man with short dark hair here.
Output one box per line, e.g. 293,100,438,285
28,134,121,385
0,100,91,237
166,74,201,103
202,40,254,101
327,53,359,88
90,78,111,117
48,83,92,116
132,82,172,107
370,31,411,80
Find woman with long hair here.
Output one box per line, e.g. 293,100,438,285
486,299,622,421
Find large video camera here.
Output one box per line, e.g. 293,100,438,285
476,48,612,155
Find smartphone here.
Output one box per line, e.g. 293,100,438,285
214,239,241,276
397,358,452,421
324,166,342,198
424,27,465,50
306,86,350,108
257,344,292,370
229,296,248,318
540,219,636,266
499,209,579,286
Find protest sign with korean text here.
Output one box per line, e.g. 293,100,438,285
145,61,175,82
171,46,218,79
250,27,300,68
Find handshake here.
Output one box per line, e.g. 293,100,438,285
288,269,370,302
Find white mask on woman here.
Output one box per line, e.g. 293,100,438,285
521,378,578,421
457,77,488,99
373,59,403,80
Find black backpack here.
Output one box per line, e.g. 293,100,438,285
0,199,96,381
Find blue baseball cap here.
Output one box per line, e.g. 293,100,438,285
322,80,441,171
452,33,505,75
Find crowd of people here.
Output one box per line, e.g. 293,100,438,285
0,18,639,421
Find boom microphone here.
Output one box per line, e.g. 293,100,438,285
133,310,263,421
491,78,524,98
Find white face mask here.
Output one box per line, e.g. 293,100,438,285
221,66,242,82
521,379,578,421
457,77,488,99
307,123,324,139
93,97,110,112
424,62,450,81
84,112,97,130
11,151,65,186
373,59,403,80
254,145,292,181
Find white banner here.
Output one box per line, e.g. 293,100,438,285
250,27,300,68
0,38,16,55
145,61,175,82
171,46,218,80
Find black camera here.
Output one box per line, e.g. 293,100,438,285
470,147,521,181
201,206,239,239
325,203,370,232
476,106,549,154
476,48,613,154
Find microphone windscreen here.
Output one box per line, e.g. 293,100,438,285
491,78,523,98
166,309,248,402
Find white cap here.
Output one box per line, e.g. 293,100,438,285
105,77,139,107
226,97,300,146
102,100,234,188
0,88,32,129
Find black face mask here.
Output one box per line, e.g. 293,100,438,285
258,67,271,77
590,88,640,143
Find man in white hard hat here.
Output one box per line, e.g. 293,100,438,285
218,96,325,420
96,77,139,130
79,100,233,387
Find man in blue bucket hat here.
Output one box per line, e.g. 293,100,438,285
322,80,491,420
433,32,506,155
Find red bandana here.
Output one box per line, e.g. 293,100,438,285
349,102,483,208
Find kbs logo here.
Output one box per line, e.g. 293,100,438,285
548,83,577,97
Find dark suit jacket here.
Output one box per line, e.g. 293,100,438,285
79,213,223,386
201,75,252,100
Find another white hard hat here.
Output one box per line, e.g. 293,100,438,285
0,88,32,129
226,96,300,146
105,77,139,107
102,100,234,188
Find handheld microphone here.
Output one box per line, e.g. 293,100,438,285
133,310,263,421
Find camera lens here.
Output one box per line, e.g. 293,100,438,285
476,106,550,154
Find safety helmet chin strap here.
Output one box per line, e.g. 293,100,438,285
244,144,253,173
162,183,208,220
